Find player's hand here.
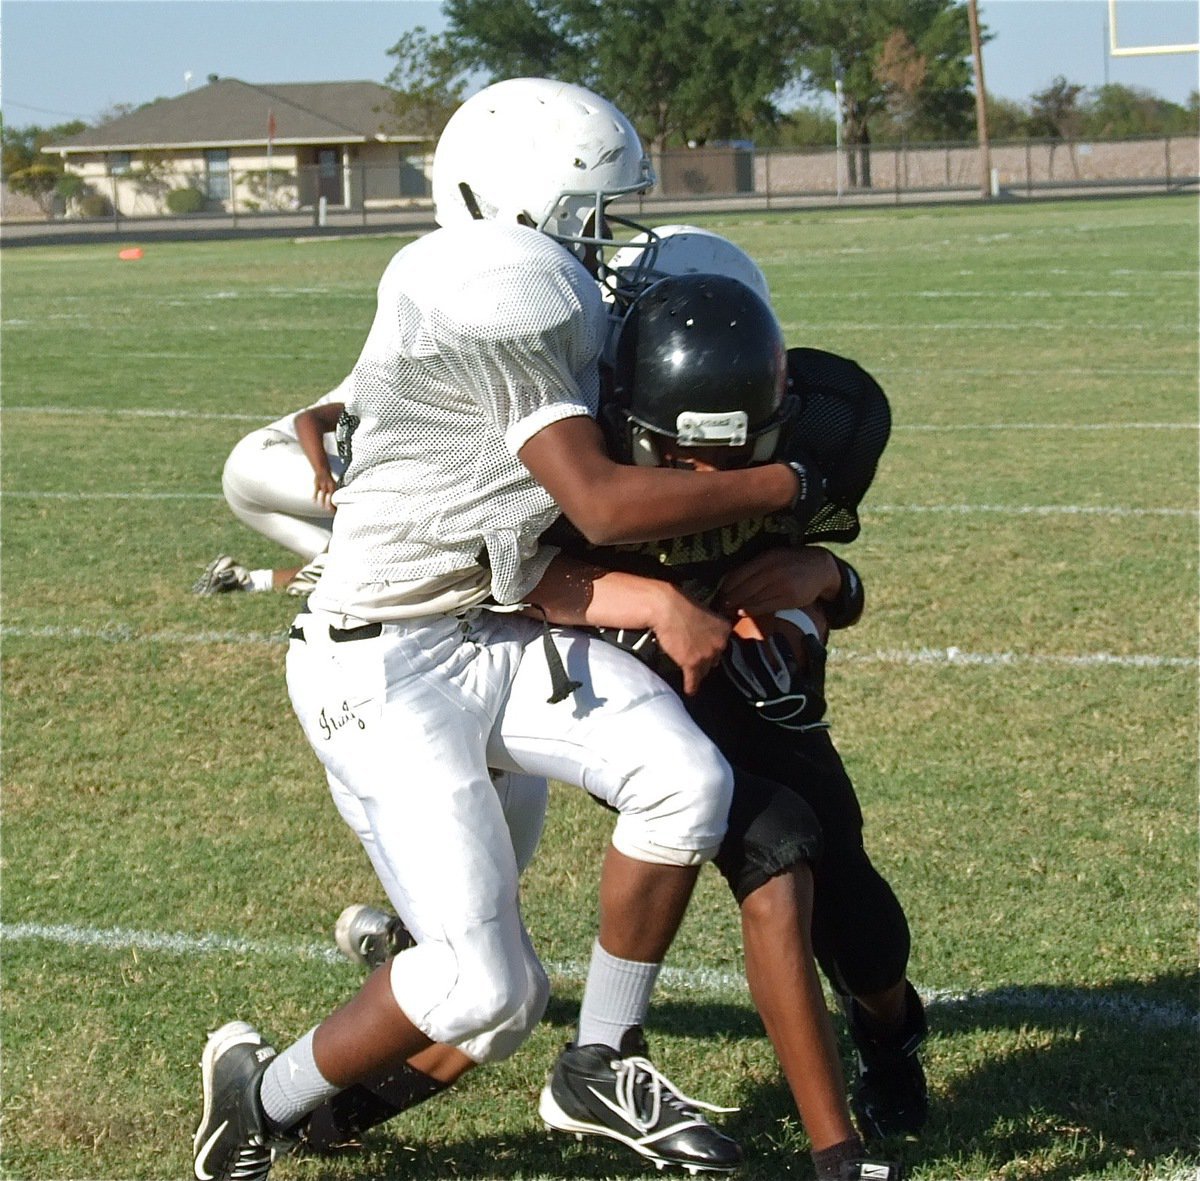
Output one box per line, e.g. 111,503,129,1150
313,471,338,511
717,547,840,618
650,589,732,696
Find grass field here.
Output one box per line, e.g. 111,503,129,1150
1,195,1197,1181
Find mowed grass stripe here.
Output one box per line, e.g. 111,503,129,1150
2,196,1196,1181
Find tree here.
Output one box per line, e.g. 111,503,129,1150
874,28,927,139
758,103,838,148
984,94,1030,141
790,0,973,186
1081,83,1195,138
383,25,473,138
2,119,88,179
438,0,802,151
1028,75,1084,138
6,164,61,215
2,119,89,217
442,0,584,83
1028,75,1084,177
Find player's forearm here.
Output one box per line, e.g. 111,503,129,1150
575,463,800,546
524,555,681,631
295,416,334,478
519,416,805,546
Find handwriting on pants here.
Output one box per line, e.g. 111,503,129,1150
318,701,366,740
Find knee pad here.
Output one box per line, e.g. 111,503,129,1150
456,941,550,1064
610,738,733,867
712,771,824,903
386,925,547,1064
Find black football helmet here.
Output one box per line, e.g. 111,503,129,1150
605,273,791,466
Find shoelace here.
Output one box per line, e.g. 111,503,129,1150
229,1138,271,1181
610,1055,738,1134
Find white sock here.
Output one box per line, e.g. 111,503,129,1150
575,940,661,1051
258,1027,339,1131
247,568,274,592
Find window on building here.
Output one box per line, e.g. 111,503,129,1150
205,149,230,200
399,154,429,198
108,151,132,176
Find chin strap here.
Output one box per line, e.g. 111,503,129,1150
458,182,484,220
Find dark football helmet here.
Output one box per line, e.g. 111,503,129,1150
605,273,791,466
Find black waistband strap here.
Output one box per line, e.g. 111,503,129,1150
329,622,383,643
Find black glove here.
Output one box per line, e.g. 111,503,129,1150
721,622,828,731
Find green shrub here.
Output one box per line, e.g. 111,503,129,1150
165,187,206,214
55,173,88,202
6,165,60,214
78,192,113,218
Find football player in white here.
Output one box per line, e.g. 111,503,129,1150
304,274,912,1181
191,384,345,598
192,79,826,1181
188,224,769,602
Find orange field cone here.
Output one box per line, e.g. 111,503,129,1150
118,247,144,260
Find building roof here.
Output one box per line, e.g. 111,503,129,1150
44,78,426,153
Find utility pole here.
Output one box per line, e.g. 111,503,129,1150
967,0,993,199
833,51,845,200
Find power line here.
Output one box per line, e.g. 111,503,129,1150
3,100,91,121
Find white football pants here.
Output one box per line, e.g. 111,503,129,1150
221,427,343,560
286,608,733,1063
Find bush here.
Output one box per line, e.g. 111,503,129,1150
55,173,88,202
78,192,113,218
166,187,206,214
6,164,60,214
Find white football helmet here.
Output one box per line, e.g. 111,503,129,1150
607,224,770,304
432,78,655,263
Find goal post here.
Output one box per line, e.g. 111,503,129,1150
1107,0,1198,57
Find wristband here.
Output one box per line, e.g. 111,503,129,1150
786,460,821,510
824,556,865,629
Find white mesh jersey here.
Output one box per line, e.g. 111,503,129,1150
310,221,606,620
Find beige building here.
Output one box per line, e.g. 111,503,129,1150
42,77,434,216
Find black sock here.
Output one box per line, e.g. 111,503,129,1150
811,1136,866,1180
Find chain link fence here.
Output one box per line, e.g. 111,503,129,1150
3,133,1195,243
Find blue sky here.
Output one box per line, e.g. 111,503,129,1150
2,0,1196,128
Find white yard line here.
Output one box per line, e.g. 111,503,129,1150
892,421,1195,431
0,406,269,421
838,647,1196,670
867,503,1198,519
3,404,1195,430
2,921,1194,1032
2,490,1195,518
1,490,223,500
2,624,1194,669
